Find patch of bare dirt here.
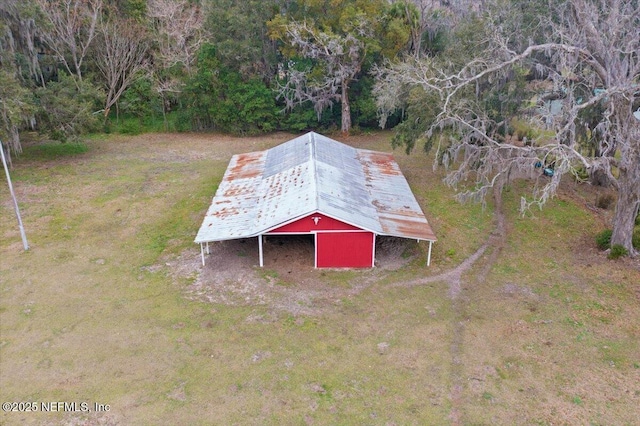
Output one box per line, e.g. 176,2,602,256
168,235,417,316
499,283,539,299
573,233,640,272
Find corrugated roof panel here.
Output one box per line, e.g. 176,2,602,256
263,133,311,177
312,133,381,231
315,161,382,233
195,151,266,243
255,162,316,230
226,151,264,179
358,150,437,241
195,132,436,245
314,133,351,169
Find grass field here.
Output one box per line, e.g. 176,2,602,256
1,131,638,425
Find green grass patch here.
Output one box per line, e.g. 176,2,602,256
139,182,216,263
595,229,613,250
19,141,89,160
320,270,361,288
106,113,179,134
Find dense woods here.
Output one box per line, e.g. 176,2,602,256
0,0,418,147
0,0,638,254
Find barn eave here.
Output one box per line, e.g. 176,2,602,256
195,132,437,267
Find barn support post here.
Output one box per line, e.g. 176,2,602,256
258,234,264,267
206,242,210,255
371,234,377,267
200,243,205,266
313,233,318,268
427,241,433,266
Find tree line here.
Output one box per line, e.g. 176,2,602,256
0,0,428,153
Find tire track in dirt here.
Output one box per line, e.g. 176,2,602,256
392,191,506,425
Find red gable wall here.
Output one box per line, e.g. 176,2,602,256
266,212,374,268
267,212,360,233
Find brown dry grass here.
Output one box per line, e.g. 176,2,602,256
1,131,638,425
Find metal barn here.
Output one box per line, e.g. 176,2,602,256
195,132,436,268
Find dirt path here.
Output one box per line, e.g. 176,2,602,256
389,191,506,425
392,190,506,295
441,192,507,426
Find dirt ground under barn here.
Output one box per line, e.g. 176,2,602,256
172,235,422,316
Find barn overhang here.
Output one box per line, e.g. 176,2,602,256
195,132,437,268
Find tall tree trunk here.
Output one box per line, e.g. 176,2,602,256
611,146,640,255
103,107,111,125
341,81,351,134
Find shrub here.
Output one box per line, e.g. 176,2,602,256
119,77,162,119
595,229,612,250
35,72,102,142
608,244,628,259
117,118,143,135
179,44,278,134
598,229,640,251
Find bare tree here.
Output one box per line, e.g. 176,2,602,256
375,0,640,255
147,0,204,126
274,19,373,133
147,0,204,74
35,0,103,84
95,17,149,119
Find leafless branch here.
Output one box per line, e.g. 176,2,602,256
95,17,149,117
147,0,204,74
36,0,103,84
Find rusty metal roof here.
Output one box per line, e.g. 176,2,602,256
195,132,436,243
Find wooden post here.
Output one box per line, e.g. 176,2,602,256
258,234,264,267
200,243,205,266
427,241,433,266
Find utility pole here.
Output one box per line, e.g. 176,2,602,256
1,141,29,251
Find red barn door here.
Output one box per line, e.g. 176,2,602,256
316,231,374,268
